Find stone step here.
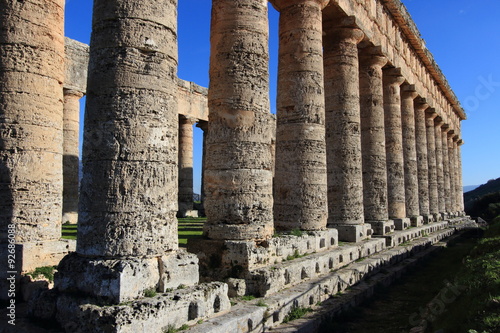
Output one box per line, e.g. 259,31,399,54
184,220,476,333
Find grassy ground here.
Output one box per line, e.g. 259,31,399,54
62,217,206,247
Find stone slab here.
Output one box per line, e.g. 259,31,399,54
333,224,373,242
369,220,395,235
393,218,411,230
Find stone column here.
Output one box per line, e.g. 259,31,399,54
434,118,446,218
359,47,394,235
272,0,329,231
62,89,84,225
383,68,409,230
324,19,371,242
401,85,422,226
178,115,197,218
55,0,190,304
451,135,460,214
196,121,208,217
414,97,432,223
457,139,465,213
425,109,439,220
204,0,274,241
442,126,452,214
0,0,68,272
447,131,457,215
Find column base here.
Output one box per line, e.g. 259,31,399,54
410,216,424,227
369,220,395,235
422,214,435,224
55,250,199,304
333,224,373,243
393,218,411,230
433,213,443,222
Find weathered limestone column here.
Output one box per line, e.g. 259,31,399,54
178,115,197,218
204,0,274,241
359,47,394,235
414,97,432,223
272,0,329,231
196,121,208,217
55,0,194,304
324,19,372,242
383,68,409,230
425,109,440,220
451,135,460,214
442,126,452,214
401,85,422,226
0,0,69,273
457,139,465,213
434,118,446,218
447,131,457,215
62,89,84,225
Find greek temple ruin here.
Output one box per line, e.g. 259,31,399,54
0,0,476,332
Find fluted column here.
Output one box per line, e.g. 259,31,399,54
62,89,84,225
447,131,457,215
204,0,274,241
442,126,452,214
434,118,446,217
178,115,197,217
359,47,394,235
0,1,65,247
425,109,439,220
452,135,460,214
414,97,431,223
383,68,409,230
272,0,329,231
324,20,371,242
457,139,465,213
401,85,421,225
77,0,179,257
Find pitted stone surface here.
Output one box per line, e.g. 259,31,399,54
425,111,439,215
273,0,328,231
359,47,389,224
77,0,179,257
401,85,420,218
159,250,199,292
383,68,407,220
178,115,197,217
324,23,365,227
0,0,65,243
442,128,452,212
434,119,446,214
414,98,430,217
204,0,274,241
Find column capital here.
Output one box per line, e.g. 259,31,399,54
270,0,330,11
383,67,405,86
179,115,198,126
359,46,387,68
401,84,418,99
63,88,85,99
414,97,429,111
425,108,438,120
434,116,444,127
446,128,456,137
457,139,464,146
325,16,364,45
196,120,208,132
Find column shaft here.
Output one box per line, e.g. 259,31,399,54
447,134,457,213
0,0,65,242
452,136,461,213
359,49,389,223
383,69,406,220
178,116,196,217
78,0,179,257
425,111,439,217
457,140,465,212
63,89,84,224
414,98,430,219
401,85,420,217
442,128,452,212
204,0,274,241
324,25,364,226
434,119,446,214
273,0,328,231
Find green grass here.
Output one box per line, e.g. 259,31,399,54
27,266,57,282
177,217,205,247
61,217,206,247
61,223,77,240
282,307,313,323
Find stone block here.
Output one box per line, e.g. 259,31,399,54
410,216,424,227
55,253,160,304
334,224,372,243
423,214,434,224
393,218,411,230
159,250,199,292
369,220,395,235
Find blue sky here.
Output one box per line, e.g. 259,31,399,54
65,1,499,193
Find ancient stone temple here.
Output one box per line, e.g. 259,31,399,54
0,0,474,332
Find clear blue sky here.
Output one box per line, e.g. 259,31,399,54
65,0,499,193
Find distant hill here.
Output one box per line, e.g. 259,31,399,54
463,185,480,193
464,177,500,212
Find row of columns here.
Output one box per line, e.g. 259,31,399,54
203,0,465,243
